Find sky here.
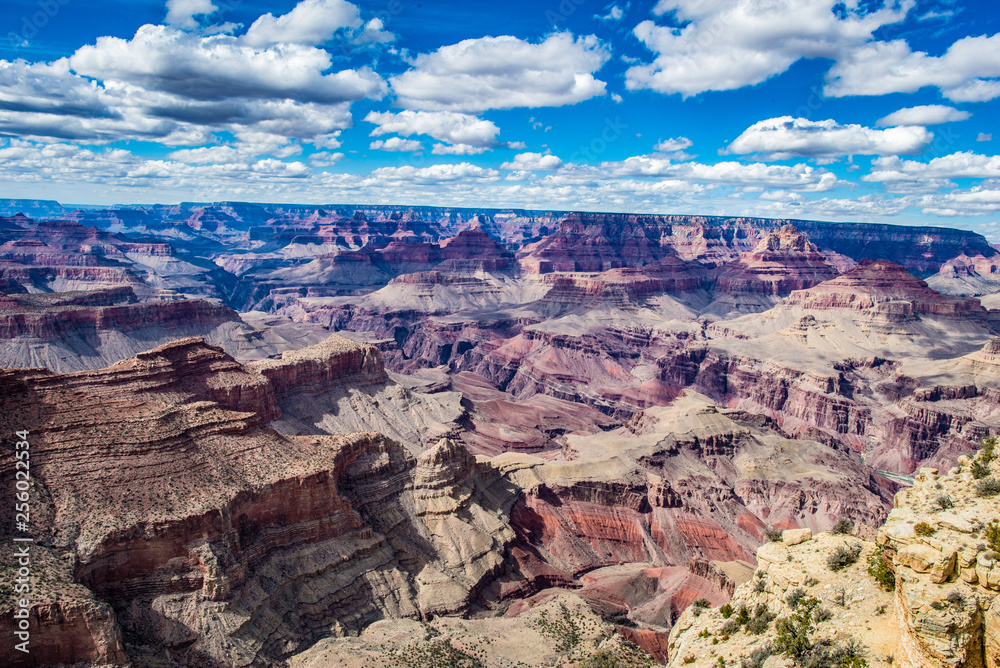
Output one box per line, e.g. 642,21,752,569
0,0,998,236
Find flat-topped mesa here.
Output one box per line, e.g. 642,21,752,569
540,254,707,305
438,227,515,271
785,259,986,317
248,333,387,396
716,225,840,296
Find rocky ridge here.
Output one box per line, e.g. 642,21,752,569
665,439,1000,668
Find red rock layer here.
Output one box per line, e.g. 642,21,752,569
786,260,985,317
716,225,839,296
0,291,239,339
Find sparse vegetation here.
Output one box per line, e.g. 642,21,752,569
692,598,711,617
530,603,584,653
867,546,895,591
740,643,773,668
387,639,483,668
827,544,862,572
933,494,953,510
577,641,654,668
832,517,854,534
971,459,991,479
775,595,868,667
985,520,1000,552
720,603,734,619
786,588,807,610
765,528,784,542
914,521,935,536
976,477,1000,497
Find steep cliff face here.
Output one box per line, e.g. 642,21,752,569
715,225,840,297
0,339,520,667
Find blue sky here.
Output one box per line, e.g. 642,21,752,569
0,0,998,236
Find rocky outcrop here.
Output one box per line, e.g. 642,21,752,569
249,333,387,395
666,442,1000,668
786,259,986,318
715,225,840,296
0,340,520,667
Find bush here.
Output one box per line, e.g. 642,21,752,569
720,603,734,619
971,459,992,479
786,588,807,610
746,604,776,635
813,607,833,623
867,546,895,591
933,494,953,510
765,528,784,542
832,517,854,534
985,520,1000,552
774,596,819,660
914,522,935,536
979,436,997,463
740,643,773,668
753,573,766,593
977,478,1000,497
827,544,862,572
530,603,583,653
692,598,710,609
720,617,742,635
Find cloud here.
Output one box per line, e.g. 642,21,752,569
430,143,490,155
70,24,386,104
876,105,971,127
242,0,390,47
501,152,564,171
865,152,1000,184
165,0,217,30
365,110,501,147
368,163,501,184
826,34,1000,102
369,137,422,152
653,137,692,152
605,154,841,191
979,133,993,142
599,5,625,21
725,116,933,161
389,33,610,112
626,0,913,97
917,183,1000,217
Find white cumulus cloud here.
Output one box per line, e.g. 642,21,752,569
389,33,610,112
501,152,564,171
242,0,386,47
165,0,217,30
365,110,501,147
369,137,422,152
876,105,971,127
826,34,1000,102
626,0,913,97
725,116,933,161
653,137,693,152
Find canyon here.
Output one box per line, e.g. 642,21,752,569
2,200,1000,666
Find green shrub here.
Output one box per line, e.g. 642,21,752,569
914,522,935,536
774,596,819,659
827,544,862,572
765,528,784,542
971,459,991,479
786,588,807,610
984,520,1000,552
867,546,895,591
753,574,766,593
746,604,776,635
933,494,953,510
740,643,773,668
832,518,854,534
976,477,1000,497
979,437,997,463
578,641,654,668
720,603,734,619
